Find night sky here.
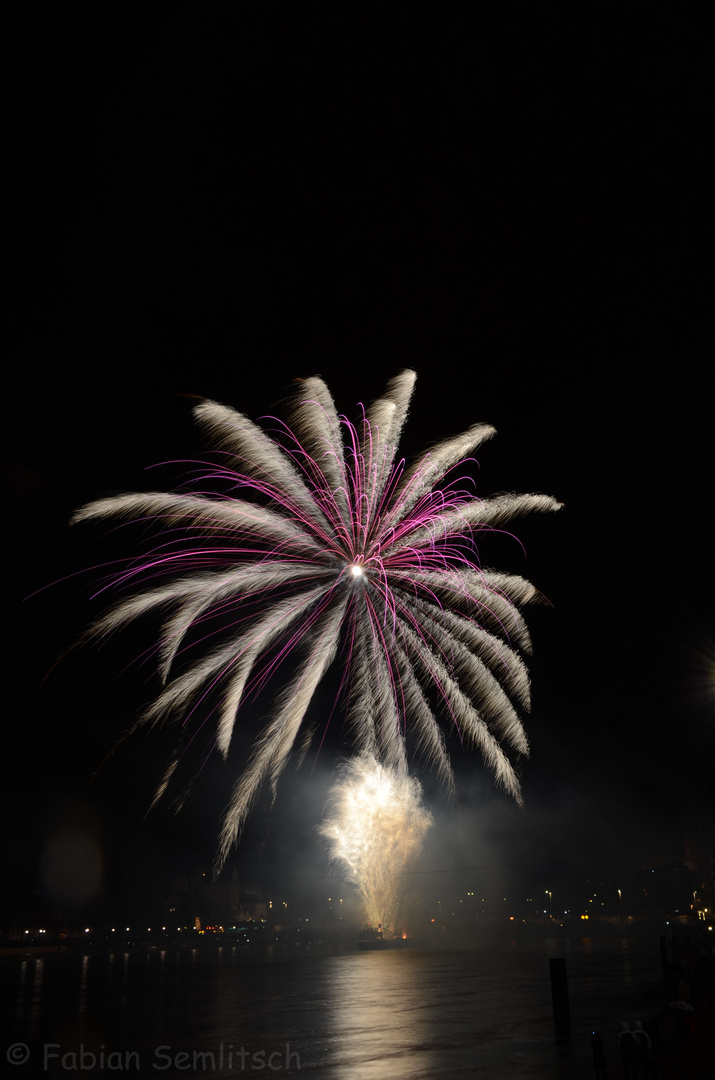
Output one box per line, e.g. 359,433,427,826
3,6,711,921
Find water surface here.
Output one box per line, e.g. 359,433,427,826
2,939,665,1078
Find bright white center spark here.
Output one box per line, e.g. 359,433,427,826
349,564,364,577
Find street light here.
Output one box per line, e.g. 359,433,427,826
544,890,552,931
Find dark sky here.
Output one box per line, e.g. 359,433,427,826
3,5,711,918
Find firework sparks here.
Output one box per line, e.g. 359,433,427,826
72,371,560,869
319,754,432,930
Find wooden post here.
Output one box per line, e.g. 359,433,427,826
549,957,571,1041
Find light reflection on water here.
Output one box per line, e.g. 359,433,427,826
2,940,664,1078
327,951,441,1078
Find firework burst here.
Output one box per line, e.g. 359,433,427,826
319,754,432,930
72,371,560,869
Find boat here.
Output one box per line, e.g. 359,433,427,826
357,925,408,950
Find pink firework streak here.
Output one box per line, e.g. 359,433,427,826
72,371,561,869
